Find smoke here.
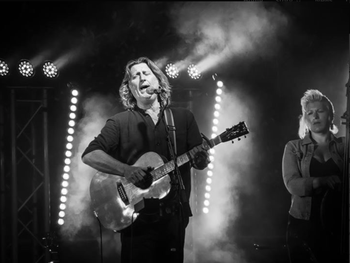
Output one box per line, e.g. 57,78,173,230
168,2,288,72
166,4,289,261
186,85,257,263
60,93,118,241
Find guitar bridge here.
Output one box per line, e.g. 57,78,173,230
117,182,129,205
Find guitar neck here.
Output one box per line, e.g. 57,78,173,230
151,137,222,181
151,153,190,181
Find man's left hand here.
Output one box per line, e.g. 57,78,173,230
190,145,210,170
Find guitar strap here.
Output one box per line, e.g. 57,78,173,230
164,108,177,155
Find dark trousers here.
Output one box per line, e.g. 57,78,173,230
286,214,338,263
120,212,189,263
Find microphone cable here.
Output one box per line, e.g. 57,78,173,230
94,211,104,263
130,211,136,263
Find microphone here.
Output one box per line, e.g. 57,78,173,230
146,87,162,95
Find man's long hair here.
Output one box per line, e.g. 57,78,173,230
298,89,338,139
119,57,172,109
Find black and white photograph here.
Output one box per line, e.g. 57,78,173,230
0,1,349,263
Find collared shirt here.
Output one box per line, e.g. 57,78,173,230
282,133,344,220
82,106,203,209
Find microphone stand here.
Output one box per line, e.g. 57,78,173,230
157,92,186,202
158,92,187,258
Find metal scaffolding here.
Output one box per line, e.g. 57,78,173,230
1,86,53,263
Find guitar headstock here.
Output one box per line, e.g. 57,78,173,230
219,121,249,143
202,121,249,149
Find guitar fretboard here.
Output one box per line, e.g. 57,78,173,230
150,139,218,182
151,153,191,181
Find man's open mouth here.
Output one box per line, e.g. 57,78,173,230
140,85,149,91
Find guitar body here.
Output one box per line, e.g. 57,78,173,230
90,152,171,231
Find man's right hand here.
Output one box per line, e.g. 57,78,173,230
123,165,148,184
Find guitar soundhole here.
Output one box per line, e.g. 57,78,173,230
134,173,153,190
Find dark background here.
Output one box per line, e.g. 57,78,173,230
0,1,348,263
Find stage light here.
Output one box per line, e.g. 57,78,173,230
43,61,58,78
0,59,9,76
57,85,81,227
18,60,34,77
217,81,223,88
63,165,70,172
202,80,227,214
69,113,76,120
67,128,74,135
187,64,201,80
165,63,179,79
215,96,221,102
68,120,75,127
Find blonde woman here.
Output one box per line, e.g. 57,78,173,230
282,89,345,263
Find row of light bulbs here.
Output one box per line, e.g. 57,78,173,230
165,63,202,80
0,59,59,78
57,88,79,226
1,59,200,80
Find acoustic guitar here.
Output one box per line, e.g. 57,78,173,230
89,121,249,231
